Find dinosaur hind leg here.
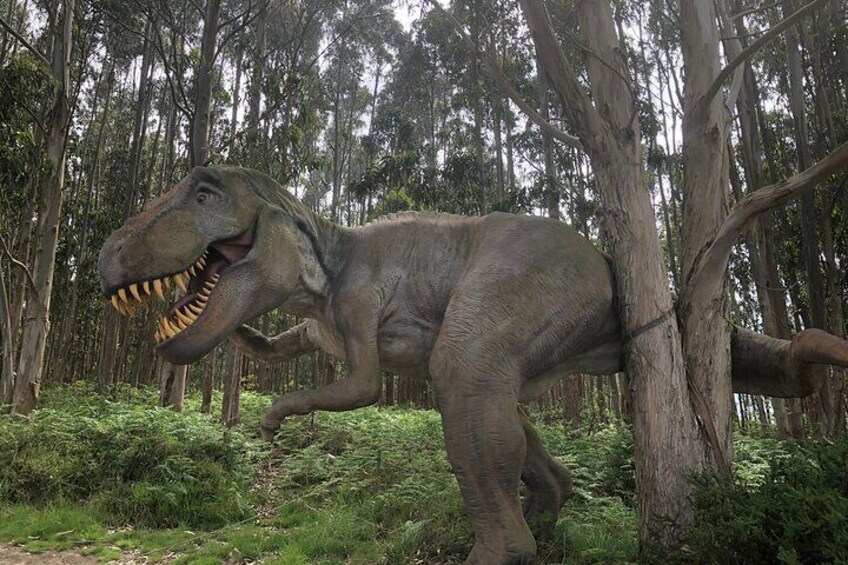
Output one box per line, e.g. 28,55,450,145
519,407,571,538
430,362,536,564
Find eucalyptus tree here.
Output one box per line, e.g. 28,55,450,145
0,52,51,405
10,0,74,414
514,0,848,552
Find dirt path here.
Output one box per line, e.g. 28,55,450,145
0,544,98,564
0,544,163,564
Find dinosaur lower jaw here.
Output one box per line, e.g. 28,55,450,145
104,229,254,345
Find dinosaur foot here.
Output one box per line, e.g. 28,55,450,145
259,421,280,442
522,462,572,539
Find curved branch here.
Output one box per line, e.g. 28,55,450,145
0,14,49,67
687,140,848,305
702,0,827,110
425,0,582,149
0,235,36,297
519,0,605,153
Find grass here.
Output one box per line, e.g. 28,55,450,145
3,384,846,563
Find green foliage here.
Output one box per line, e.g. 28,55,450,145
7,385,847,564
556,497,637,564
0,382,255,528
680,437,848,564
0,504,108,554
264,407,472,563
535,420,636,505
0,53,50,225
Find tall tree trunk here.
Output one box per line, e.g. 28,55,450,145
221,343,241,427
469,0,486,214
822,195,846,434
523,0,705,548
0,261,14,406
190,0,221,167
493,100,505,204
122,21,153,219
201,352,214,414
230,42,243,135
245,3,266,158
562,375,581,428
159,362,186,411
12,0,74,415
60,60,115,366
534,53,558,220
678,0,733,476
782,0,833,435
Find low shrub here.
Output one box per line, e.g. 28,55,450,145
682,436,848,564
0,385,256,528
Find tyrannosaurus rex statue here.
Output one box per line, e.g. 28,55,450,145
99,166,848,564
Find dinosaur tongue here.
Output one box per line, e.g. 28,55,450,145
210,228,253,264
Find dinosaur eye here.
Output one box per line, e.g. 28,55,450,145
196,185,220,205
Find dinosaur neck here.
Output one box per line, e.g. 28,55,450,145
280,207,352,319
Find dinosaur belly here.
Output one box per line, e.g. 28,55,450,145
377,324,436,378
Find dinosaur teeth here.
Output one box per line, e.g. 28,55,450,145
129,283,141,302
175,307,193,325
160,317,176,338
154,301,205,344
116,249,215,341
153,278,165,300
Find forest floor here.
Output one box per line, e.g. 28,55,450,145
1,384,846,564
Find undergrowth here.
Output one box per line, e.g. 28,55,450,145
680,437,848,564
0,383,846,563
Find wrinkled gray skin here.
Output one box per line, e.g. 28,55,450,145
101,166,848,565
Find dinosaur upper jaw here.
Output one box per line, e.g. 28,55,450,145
104,220,256,349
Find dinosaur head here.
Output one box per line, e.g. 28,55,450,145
99,166,304,365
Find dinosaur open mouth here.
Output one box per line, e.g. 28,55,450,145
104,228,254,344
